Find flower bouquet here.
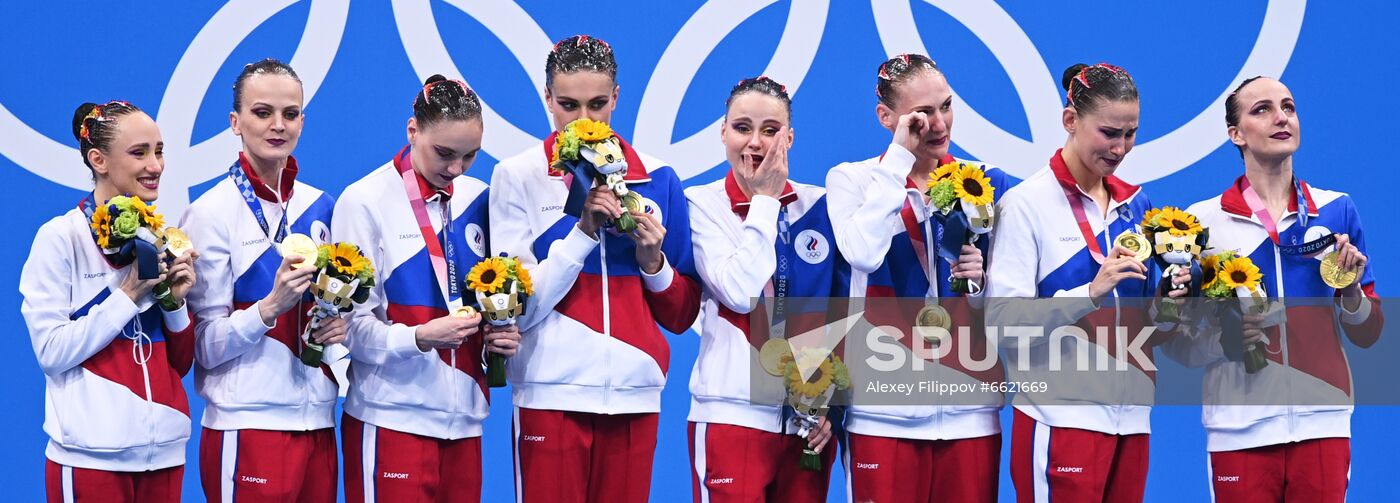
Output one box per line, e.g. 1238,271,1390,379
467,255,533,387
290,237,374,366
776,344,850,471
88,195,189,311
925,161,996,294
550,118,642,232
1203,251,1279,374
1141,207,1208,322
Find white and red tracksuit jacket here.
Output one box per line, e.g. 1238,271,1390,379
335,154,492,439
826,144,1015,441
488,134,702,414
685,172,850,433
21,204,195,472
181,155,339,432
1166,175,1383,452
985,149,1167,436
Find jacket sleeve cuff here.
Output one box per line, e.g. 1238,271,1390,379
161,302,192,333
392,324,431,358
104,289,143,325
642,255,675,293
876,144,916,182
232,300,275,343
561,225,601,263
746,195,782,224
1055,284,1101,318
1340,296,1373,325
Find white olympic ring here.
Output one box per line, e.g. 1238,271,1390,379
872,0,1305,183
632,0,828,180
0,0,348,215
392,0,553,159
394,0,827,181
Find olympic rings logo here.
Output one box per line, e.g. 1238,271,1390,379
0,0,350,215
871,0,1306,183
1,0,1303,215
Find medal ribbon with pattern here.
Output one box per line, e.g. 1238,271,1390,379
394,146,463,311
228,161,291,244
761,206,793,340
1239,177,1336,256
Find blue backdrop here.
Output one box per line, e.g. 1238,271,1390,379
3,1,1396,501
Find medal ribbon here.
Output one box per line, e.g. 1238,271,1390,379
1240,177,1335,256
1060,183,1108,264
755,206,793,347
228,161,290,244
395,147,462,310
899,201,939,299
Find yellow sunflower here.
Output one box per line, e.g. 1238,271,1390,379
931,161,960,183
1220,257,1263,291
571,119,613,142
952,165,995,206
1200,253,1222,290
1157,207,1203,237
1140,207,1163,230
550,138,564,167
784,349,837,398
329,243,371,278
515,264,534,296
468,257,508,293
90,204,113,249
133,199,165,230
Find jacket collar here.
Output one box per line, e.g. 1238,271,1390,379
725,169,796,219
239,152,297,202
1049,148,1140,204
1220,174,1319,219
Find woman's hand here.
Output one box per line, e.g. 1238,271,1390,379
484,324,522,357
1088,245,1148,303
258,255,316,325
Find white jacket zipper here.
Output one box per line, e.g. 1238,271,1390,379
140,341,154,463
1273,236,1292,438
600,233,612,407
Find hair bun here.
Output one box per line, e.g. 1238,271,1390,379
424,74,447,86
1062,64,1088,92
71,102,98,142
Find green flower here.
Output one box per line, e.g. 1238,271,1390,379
830,356,851,390
557,130,582,162
107,195,134,212
1203,280,1234,298
928,180,957,211
316,245,332,269
112,211,141,239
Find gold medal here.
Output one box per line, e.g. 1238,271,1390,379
915,303,952,346
916,304,952,330
759,339,791,377
280,233,320,270
1319,251,1358,289
452,306,478,318
621,191,644,214
164,227,194,257
1114,232,1151,262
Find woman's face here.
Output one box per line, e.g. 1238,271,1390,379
721,92,792,182
545,71,618,131
408,117,484,189
877,70,954,161
1230,78,1300,160
91,111,165,202
231,74,305,167
1065,99,1139,179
